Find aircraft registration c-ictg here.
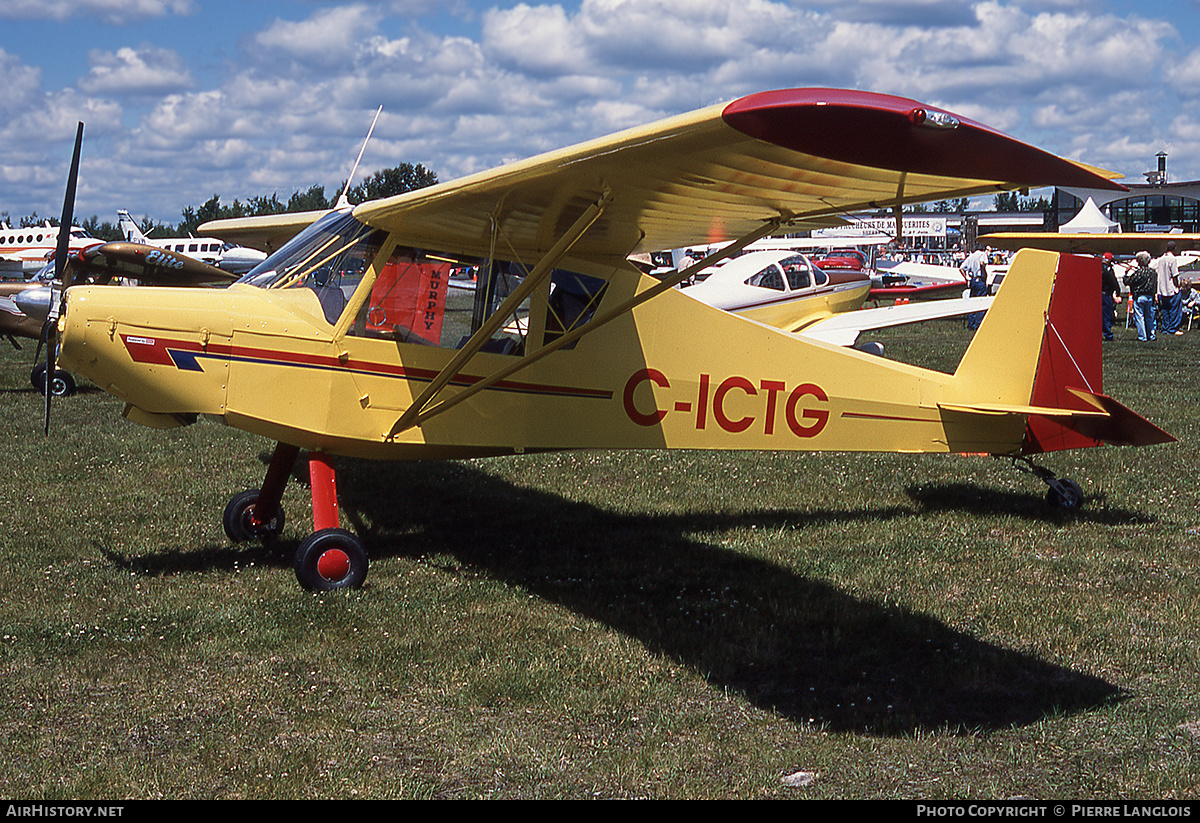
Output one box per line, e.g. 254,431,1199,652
623,368,830,438
48,87,1173,591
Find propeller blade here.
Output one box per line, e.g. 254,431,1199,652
55,122,84,293
45,122,84,435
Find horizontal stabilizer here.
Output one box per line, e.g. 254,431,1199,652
940,388,1174,450
798,295,993,346
1050,389,1175,447
939,401,1106,420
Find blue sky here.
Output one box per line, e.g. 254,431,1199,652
3,0,1199,227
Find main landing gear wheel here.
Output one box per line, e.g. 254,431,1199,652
223,489,286,543
294,528,368,592
31,363,76,397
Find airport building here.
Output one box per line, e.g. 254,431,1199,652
1051,153,1200,233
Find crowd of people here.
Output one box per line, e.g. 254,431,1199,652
1107,240,1187,342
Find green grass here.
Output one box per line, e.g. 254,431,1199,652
0,315,1198,798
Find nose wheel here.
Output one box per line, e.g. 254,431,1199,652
224,443,369,591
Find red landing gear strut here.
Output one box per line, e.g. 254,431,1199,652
222,442,369,591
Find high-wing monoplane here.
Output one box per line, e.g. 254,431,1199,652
51,88,1174,592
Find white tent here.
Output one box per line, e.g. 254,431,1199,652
1060,197,1120,234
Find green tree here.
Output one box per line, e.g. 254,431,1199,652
993,191,1051,212
341,163,438,204
172,162,439,235
286,184,330,213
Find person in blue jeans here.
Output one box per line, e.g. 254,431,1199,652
1101,252,1119,340
1155,240,1182,335
1124,251,1157,341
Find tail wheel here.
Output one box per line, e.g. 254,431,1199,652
1046,478,1083,509
294,528,368,591
223,489,285,543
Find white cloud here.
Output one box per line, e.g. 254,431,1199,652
79,46,193,96
1167,47,1200,95
0,48,43,116
0,0,194,23
7,0,1200,223
253,4,385,68
481,3,584,76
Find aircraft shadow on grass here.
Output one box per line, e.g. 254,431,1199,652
905,482,1157,527
105,454,1129,736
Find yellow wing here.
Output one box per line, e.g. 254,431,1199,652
985,232,1200,256
351,88,1125,270
198,208,332,253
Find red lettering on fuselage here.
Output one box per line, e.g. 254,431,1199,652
623,370,829,438
623,368,669,426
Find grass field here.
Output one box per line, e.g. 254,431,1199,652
0,311,1197,799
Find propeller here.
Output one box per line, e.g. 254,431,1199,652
43,121,84,435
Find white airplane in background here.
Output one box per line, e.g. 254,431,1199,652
0,221,99,276
670,234,968,300
678,247,993,352
118,210,266,274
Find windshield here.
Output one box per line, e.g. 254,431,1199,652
238,208,384,290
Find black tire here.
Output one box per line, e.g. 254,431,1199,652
31,364,75,397
49,370,75,397
294,528,368,592
223,489,285,543
1046,478,1084,509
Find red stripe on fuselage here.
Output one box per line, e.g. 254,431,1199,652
120,334,612,400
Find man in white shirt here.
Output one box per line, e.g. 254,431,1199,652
1156,240,1182,335
961,243,988,330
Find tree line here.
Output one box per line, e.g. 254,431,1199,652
1,162,438,242
3,164,1052,243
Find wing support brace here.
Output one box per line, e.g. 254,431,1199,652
388,191,613,437
386,213,790,438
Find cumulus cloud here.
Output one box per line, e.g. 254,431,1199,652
6,0,1200,222
0,0,194,23
253,4,385,69
1167,47,1200,95
0,48,43,116
79,46,193,96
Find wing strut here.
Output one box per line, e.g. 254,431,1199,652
389,191,612,435
891,172,905,241
386,213,788,438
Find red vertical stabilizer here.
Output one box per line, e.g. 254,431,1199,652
1022,254,1104,454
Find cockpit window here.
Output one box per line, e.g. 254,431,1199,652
746,265,785,291
240,209,381,289
780,254,812,290
239,209,386,323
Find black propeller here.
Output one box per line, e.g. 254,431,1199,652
43,121,84,435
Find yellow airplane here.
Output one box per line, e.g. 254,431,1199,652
52,88,1174,591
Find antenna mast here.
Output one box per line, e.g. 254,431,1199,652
336,105,383,208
